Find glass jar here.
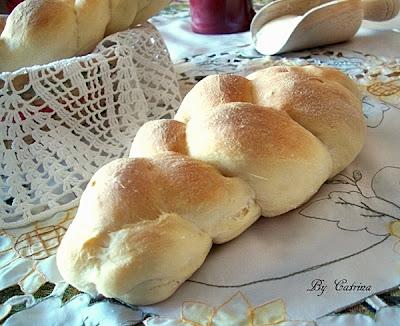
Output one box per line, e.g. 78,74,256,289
189,0,255,34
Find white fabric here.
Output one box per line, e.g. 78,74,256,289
150,15,252,62
151,15,400,61
1,5,400,326
3,293,144,326
0,23,181,228
136,45,400,321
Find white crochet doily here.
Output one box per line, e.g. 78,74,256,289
0,23,181,229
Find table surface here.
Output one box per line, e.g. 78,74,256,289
148,0,400,321
0,1,399,324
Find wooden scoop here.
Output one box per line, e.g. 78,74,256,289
251,0,400,55
0,15,7,34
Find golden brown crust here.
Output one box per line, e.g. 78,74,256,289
176,65,365,214
58,65,366,306
175,74,253,123
148,152,261,243
185,102,332,216
57,153,261,304
297,65,363,99
0,0,170,72
75,0,110,54
248,66,366,176
0,0,77,71
130,119,188,158
78,158,164,230
57,212,212,305
105,0,138,35
133,0,171,25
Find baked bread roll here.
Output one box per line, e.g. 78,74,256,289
0,0,170,72
57,65,366,305
57,153,261,305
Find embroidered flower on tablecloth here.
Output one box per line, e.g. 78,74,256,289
363,70,400,107
389,221,400,254
300,167,400,250
0,208,75,320
144,292,314,326
362,95,393,128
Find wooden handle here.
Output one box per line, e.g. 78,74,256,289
362,0,400,21
0,14,7,34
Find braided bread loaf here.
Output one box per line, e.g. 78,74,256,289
0,0,170,72
57,65,366,305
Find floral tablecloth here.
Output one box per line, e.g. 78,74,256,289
1,1,400,325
